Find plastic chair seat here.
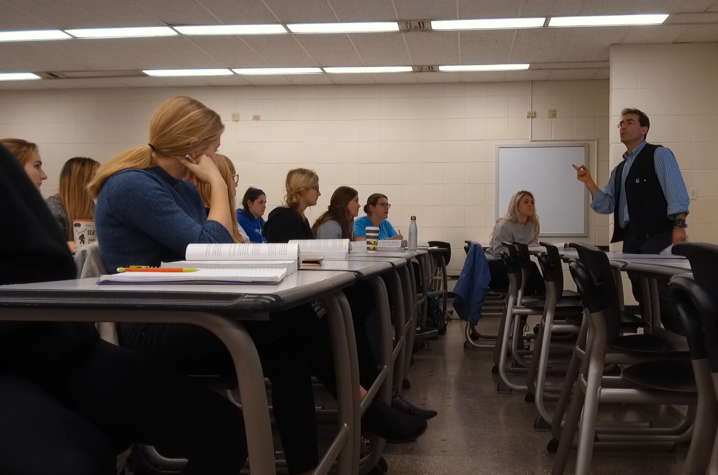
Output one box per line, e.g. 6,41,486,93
620,311,650,328
611,327,689,355
521,296,583,312
621,360,696,394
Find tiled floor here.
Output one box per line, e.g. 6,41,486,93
382,317,687,475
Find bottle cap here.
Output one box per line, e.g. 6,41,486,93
411,216,416,220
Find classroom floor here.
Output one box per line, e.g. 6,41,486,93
382,316,688,475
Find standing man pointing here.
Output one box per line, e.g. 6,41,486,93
573,108,690,335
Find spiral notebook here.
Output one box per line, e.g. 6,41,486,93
99,268,287,285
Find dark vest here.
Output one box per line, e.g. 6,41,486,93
610,143,673,243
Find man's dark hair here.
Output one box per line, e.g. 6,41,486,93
621,108,650,140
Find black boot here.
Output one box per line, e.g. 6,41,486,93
391,394,438,420
362,400,427,443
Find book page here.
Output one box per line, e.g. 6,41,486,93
100,268,286,284
185,243,299,261
288,239,349,252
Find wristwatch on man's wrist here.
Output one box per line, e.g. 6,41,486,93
673,219,687,228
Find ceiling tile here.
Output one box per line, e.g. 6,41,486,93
710,1,718,11
548,69,600,80
0,43,88,71
149,77,211,87
393,0,458,21
0,51,38,72
643,0,716,13
287,74,336,85
262,0,337,23
2,0,105,29
196,0,280,24
404,31,459,65
350,33,411,66
114,76,168,88
371,72,418,83
0,3,52,29
620,25,689,44
240,75,293,85
459,71,507,82
63,0,161,27
457,0,522,19
202,75,252,86
293,34,362,67
240,35,316,67
325,74,377,85
510,29,573,63
131,0,221,25
521,0,585,17
675,23,718,42
459,30,515,65
558,27,629,62
184,37,270,68
533,61,609,69
327,0,398,21
578,0,651,15
503,69,552,82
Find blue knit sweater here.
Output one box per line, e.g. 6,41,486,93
95,166,233,273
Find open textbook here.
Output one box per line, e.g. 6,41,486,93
99,268,288,285
289,239,350,260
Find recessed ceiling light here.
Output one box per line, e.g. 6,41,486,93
232,67,323,75
66,27,178,39
439,64,530,72
287,22,399,34
174,24,287,35
431,18,546,30
0,72,42,81
324,66,412,74
142,69,234,77
548,14,669,27
0,30,71,42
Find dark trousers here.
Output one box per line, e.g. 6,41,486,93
622,228,684,335
488,259,546,296
119,285,379,475
0,339,247,475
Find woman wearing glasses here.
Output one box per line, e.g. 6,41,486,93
354,193,404,242
198,154,250,243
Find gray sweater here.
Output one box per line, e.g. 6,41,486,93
485,219,539,261
46,194,70,240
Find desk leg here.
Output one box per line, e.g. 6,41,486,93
321,293,360,475
386,269,407,393
639,276,653,330
405,262,419,382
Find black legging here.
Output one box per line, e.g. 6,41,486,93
0,339,246,475
488,259,546,296
119,286,379,475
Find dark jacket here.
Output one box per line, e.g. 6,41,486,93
453,242,492,326
264,206,314,243
0,145,98,367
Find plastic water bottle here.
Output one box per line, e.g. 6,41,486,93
408,216,418,251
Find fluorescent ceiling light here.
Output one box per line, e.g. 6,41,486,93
174,24,287,35
143,69,233,77
0,72,41,81
432,18,545,30
324,66,412,74
287,22,399,34
548,14,669,27
233,67,322,75
0,30,71,42
66,27,177,39
439,64,530,72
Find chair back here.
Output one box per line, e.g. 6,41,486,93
538,242,565,288
428,241,451,267
669,276,711,361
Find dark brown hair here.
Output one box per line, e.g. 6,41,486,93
620,108,650,140
242,187,265,212
311,186,358,239
363,193,387,217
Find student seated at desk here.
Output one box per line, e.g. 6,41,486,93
46,157,100,252
198,154,250,243
485,190,545,296
90,97,425,475
0,144,247,475
238,186,267,243
311,186,360,239
267,170,437,420
354,193,404,242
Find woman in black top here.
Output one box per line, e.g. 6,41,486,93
0,144,247,475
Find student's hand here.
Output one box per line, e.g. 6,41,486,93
572,164,592,183
673,227,687,244
179,154,223,188
67,241,76,254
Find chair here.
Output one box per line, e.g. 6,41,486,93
73,242,117,345
427,241,450,335
551,243,694,475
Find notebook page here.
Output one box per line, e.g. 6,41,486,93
99,268,286,284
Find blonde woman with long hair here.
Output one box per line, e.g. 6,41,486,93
485,190,545,295
46,157,100,251
263,168,321,242
197,154,249,244
0,138,47,191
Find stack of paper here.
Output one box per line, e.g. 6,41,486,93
289,239,350,261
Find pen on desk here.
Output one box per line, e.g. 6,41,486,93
185,154,197,164
118,267,199,273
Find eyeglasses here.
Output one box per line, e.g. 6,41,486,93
311,185,320,192
232,174,239,185
377,202,391,208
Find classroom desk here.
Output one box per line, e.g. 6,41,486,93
0,271,359,475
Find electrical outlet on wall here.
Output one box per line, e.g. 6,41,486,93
527,111,536,118
231,113,240,122
252,115,261,121
690,188,697,200
548,109,557,118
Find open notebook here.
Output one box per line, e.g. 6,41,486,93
161,243,299,275
99,268,287,285
289,239,350,261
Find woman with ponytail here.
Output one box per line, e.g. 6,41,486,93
311,186,360,239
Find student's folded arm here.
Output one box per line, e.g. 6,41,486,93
103,172,233,255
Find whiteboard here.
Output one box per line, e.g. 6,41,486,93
496,143,588,237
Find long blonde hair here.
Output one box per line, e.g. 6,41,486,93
88,96,224,197
498,190,540,233
284,168,318,212
1,138,37,165
59,157,100,240
199,154,244,243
